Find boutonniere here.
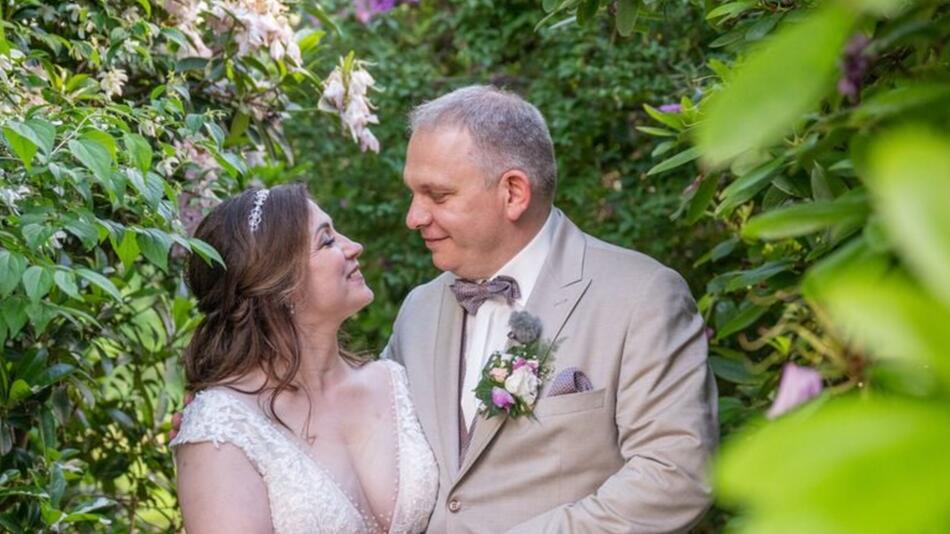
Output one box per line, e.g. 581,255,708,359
474,311,555,420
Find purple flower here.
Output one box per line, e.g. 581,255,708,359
491,387,515,410
767,363,823,419
512,357,527,370
837,34,873,103
353,0,398,23
658,103,682,113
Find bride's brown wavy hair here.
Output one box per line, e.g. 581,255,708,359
183,183,364,418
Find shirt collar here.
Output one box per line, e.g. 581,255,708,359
491,209,561,305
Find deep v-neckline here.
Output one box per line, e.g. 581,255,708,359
222,364,403,533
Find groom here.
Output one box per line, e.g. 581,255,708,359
383,85,718,533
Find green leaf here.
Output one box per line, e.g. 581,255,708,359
8,379,32,404
865,127,950,308
3,126,38,170
1,297,28,338
708,260,793,294
616,0,641,37
22,266,54,303
709,355,761,384
647,147,701,176
576,0,599,27
696,4,856,167
715,302,769,341
635,126,676,137
717,396,950,534
543,0,559,12
643,103,683,130
53,270,80,300
706,1,754,22
743,191,869,240
75,269,123,302
136,229,172,272
717,157,785,215
68,138,113,183
122,132,152,173
188,238,225,268
686,173,719,224
112,230,140,270
6,119,56,156
0,250,27,297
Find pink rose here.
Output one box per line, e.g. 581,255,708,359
512,357,527,370
489,367,509,382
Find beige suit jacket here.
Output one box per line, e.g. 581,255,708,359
383,211,718,533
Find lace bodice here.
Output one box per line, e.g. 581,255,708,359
171,360,439,534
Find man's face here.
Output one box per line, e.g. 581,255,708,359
403,126,508,279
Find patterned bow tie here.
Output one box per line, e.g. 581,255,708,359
450,276,521,316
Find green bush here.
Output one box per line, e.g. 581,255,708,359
633,0,950,531
0,0,353,530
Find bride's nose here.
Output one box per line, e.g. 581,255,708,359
341,235,363,259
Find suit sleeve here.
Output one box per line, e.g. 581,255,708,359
506,267,719,534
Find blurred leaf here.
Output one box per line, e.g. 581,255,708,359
717,157,785,215
21,266,53,303
643,103,683,130
647,146,701,176
616,0,641,36
188,238,225,267
743,190,870,240
75,269,123,302
865,126,950,308
136,229,172,272
708,260,793,294
6,119,55,156
710,355,762,385
717,396,950,534
3,126,38,170
122,132,152,173
697,4,856,167
686,173,719,224
716,301,769,340
706,1,754,23
53,270,80,300
0,250,27,297
68,138,113,183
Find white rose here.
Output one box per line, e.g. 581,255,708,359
504,366,540,406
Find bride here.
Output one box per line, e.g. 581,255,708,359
170,184,438,533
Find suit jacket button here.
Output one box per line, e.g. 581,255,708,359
448,498,461,513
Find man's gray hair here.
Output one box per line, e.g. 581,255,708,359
409,85,557,201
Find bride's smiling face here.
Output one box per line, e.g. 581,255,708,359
295,201,373,323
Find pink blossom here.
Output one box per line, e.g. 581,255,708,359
767,363,823,419
658,103,682,113
491,387,515,411
512,357,527,370
489,367,509,382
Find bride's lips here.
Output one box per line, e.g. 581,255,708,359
346,264,364,282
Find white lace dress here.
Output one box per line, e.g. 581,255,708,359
171,360,439,534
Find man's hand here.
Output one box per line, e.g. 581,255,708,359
169,391,195,441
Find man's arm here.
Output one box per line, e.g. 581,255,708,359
507,268,719,534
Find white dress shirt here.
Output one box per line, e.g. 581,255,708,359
459,210,561,427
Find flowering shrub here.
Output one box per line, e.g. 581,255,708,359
0,0,366,530
635,0,950,531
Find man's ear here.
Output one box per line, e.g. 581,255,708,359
499,169,532,222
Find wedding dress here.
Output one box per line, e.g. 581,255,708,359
171,360,439,534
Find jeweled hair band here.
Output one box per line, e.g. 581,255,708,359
248,189,270,232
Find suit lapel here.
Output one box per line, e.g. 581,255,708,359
453,213,591,485
432,281,464,477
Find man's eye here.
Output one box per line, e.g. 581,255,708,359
431,193,448,203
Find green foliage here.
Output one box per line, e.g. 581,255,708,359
637,0,950,531
0,0,347,530
292,0,717,352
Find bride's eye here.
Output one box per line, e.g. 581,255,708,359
320,237,336,249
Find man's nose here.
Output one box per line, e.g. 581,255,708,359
405,196,431,229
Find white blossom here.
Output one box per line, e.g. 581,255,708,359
504,366,541,406
318,62,380,153
99,68,128,99
0,185,31,215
